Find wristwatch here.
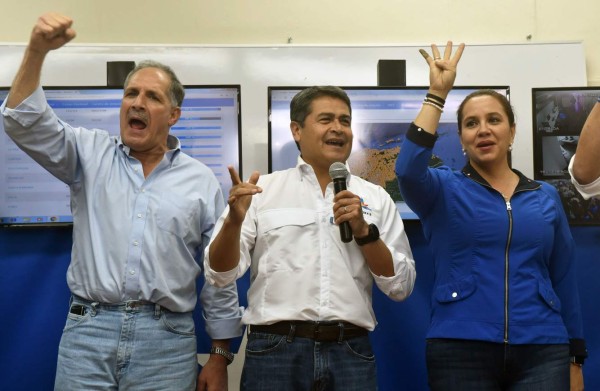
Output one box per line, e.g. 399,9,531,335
210,346,234,365
354,223,379,246
570,356,585,366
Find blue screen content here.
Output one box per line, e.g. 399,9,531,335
269,86,509,219
0,86,241,226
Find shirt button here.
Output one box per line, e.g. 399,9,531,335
451,292,458,298
137,213,143,218
133,241,139,246
129,270,135,275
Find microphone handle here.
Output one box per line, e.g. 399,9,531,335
333,178,353,242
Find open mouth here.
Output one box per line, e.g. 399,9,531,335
129,118,147,130
325,139,345,147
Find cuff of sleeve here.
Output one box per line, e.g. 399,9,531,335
569,338,588,358
204,308,245,339
205,265,239,287
406,123,438,149
1,86,47,128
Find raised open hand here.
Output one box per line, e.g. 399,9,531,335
419,41,465,98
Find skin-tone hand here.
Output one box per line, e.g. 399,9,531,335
7,12,76,109
415,41,465,135
332,190,369,237
29,13,76,55
225,166,261,226
332,190,394,277
208,166,262,273
197,356,228,391
418,41,465,100
570,364,584,391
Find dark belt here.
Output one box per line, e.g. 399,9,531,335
249,321,368,342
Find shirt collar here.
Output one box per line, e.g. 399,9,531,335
294,156,353,184
118,134,181,162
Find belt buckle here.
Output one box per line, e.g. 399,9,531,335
69,304,86,316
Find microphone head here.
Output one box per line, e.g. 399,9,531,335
329,162,348,180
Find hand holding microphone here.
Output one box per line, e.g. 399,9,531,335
329,162,354,243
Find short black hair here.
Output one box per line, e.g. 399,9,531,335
290,86,352,127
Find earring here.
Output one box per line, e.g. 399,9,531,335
462,148,466,156
508,144,513,152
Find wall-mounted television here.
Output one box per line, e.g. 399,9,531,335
268,86,510,219
532,87,600,225
0,85,241,226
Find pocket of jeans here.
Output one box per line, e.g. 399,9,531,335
245,333,287,355
343,337,375,361
63,307,90,332
160,311,196,336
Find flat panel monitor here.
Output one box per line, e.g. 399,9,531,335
268,86,510,219
0,85,242,226
532,87,600,225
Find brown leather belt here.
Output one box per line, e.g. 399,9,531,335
249,321,368,342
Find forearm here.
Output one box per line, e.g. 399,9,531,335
359,239,394,277
572,102,600,184
6,48,46,109
208,216,242,272
413,91,446,135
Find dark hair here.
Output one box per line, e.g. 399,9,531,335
290,86,352,127
456,89,514,134
123,60,185,107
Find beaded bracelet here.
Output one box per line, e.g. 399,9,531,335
423,101,444,113
426,93,446,106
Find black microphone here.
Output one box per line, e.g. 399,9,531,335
329,162,353,243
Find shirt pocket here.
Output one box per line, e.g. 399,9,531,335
433,275,477,303
256,208,316,271
156,193,198,239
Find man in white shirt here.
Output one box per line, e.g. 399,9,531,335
569,97,600,198
204,86,416,390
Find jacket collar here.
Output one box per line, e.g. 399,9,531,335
461,162,540,193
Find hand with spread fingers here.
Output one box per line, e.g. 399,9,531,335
225,166,262,225
418,41,465,99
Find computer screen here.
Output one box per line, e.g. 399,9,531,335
268,86,510,219
532,87,600,225
0,85,241,226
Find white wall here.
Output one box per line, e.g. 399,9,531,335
1,1,599,84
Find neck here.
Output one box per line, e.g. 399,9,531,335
471,161,518,200
131,149,167,178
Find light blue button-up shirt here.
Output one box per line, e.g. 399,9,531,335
1,87,243,339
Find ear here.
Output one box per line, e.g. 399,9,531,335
168,107,181,127
290,121,302,144
510,123,516,142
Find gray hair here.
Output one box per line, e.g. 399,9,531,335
123,60,185,107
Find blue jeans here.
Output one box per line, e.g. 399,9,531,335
426,339,570,391
241,331,377,391
54,296,197,390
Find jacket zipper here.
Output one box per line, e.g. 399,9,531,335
504,199,513,343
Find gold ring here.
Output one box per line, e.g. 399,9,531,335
434,57,441,60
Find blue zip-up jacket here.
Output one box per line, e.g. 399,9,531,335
396,123,586,357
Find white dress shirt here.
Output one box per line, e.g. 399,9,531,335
205,158,415,331
569,154,600,199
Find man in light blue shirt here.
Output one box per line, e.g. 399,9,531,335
1,13,242,391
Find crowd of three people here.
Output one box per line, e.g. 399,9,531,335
3,12,597,391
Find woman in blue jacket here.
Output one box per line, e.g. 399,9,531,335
395,42,586,390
